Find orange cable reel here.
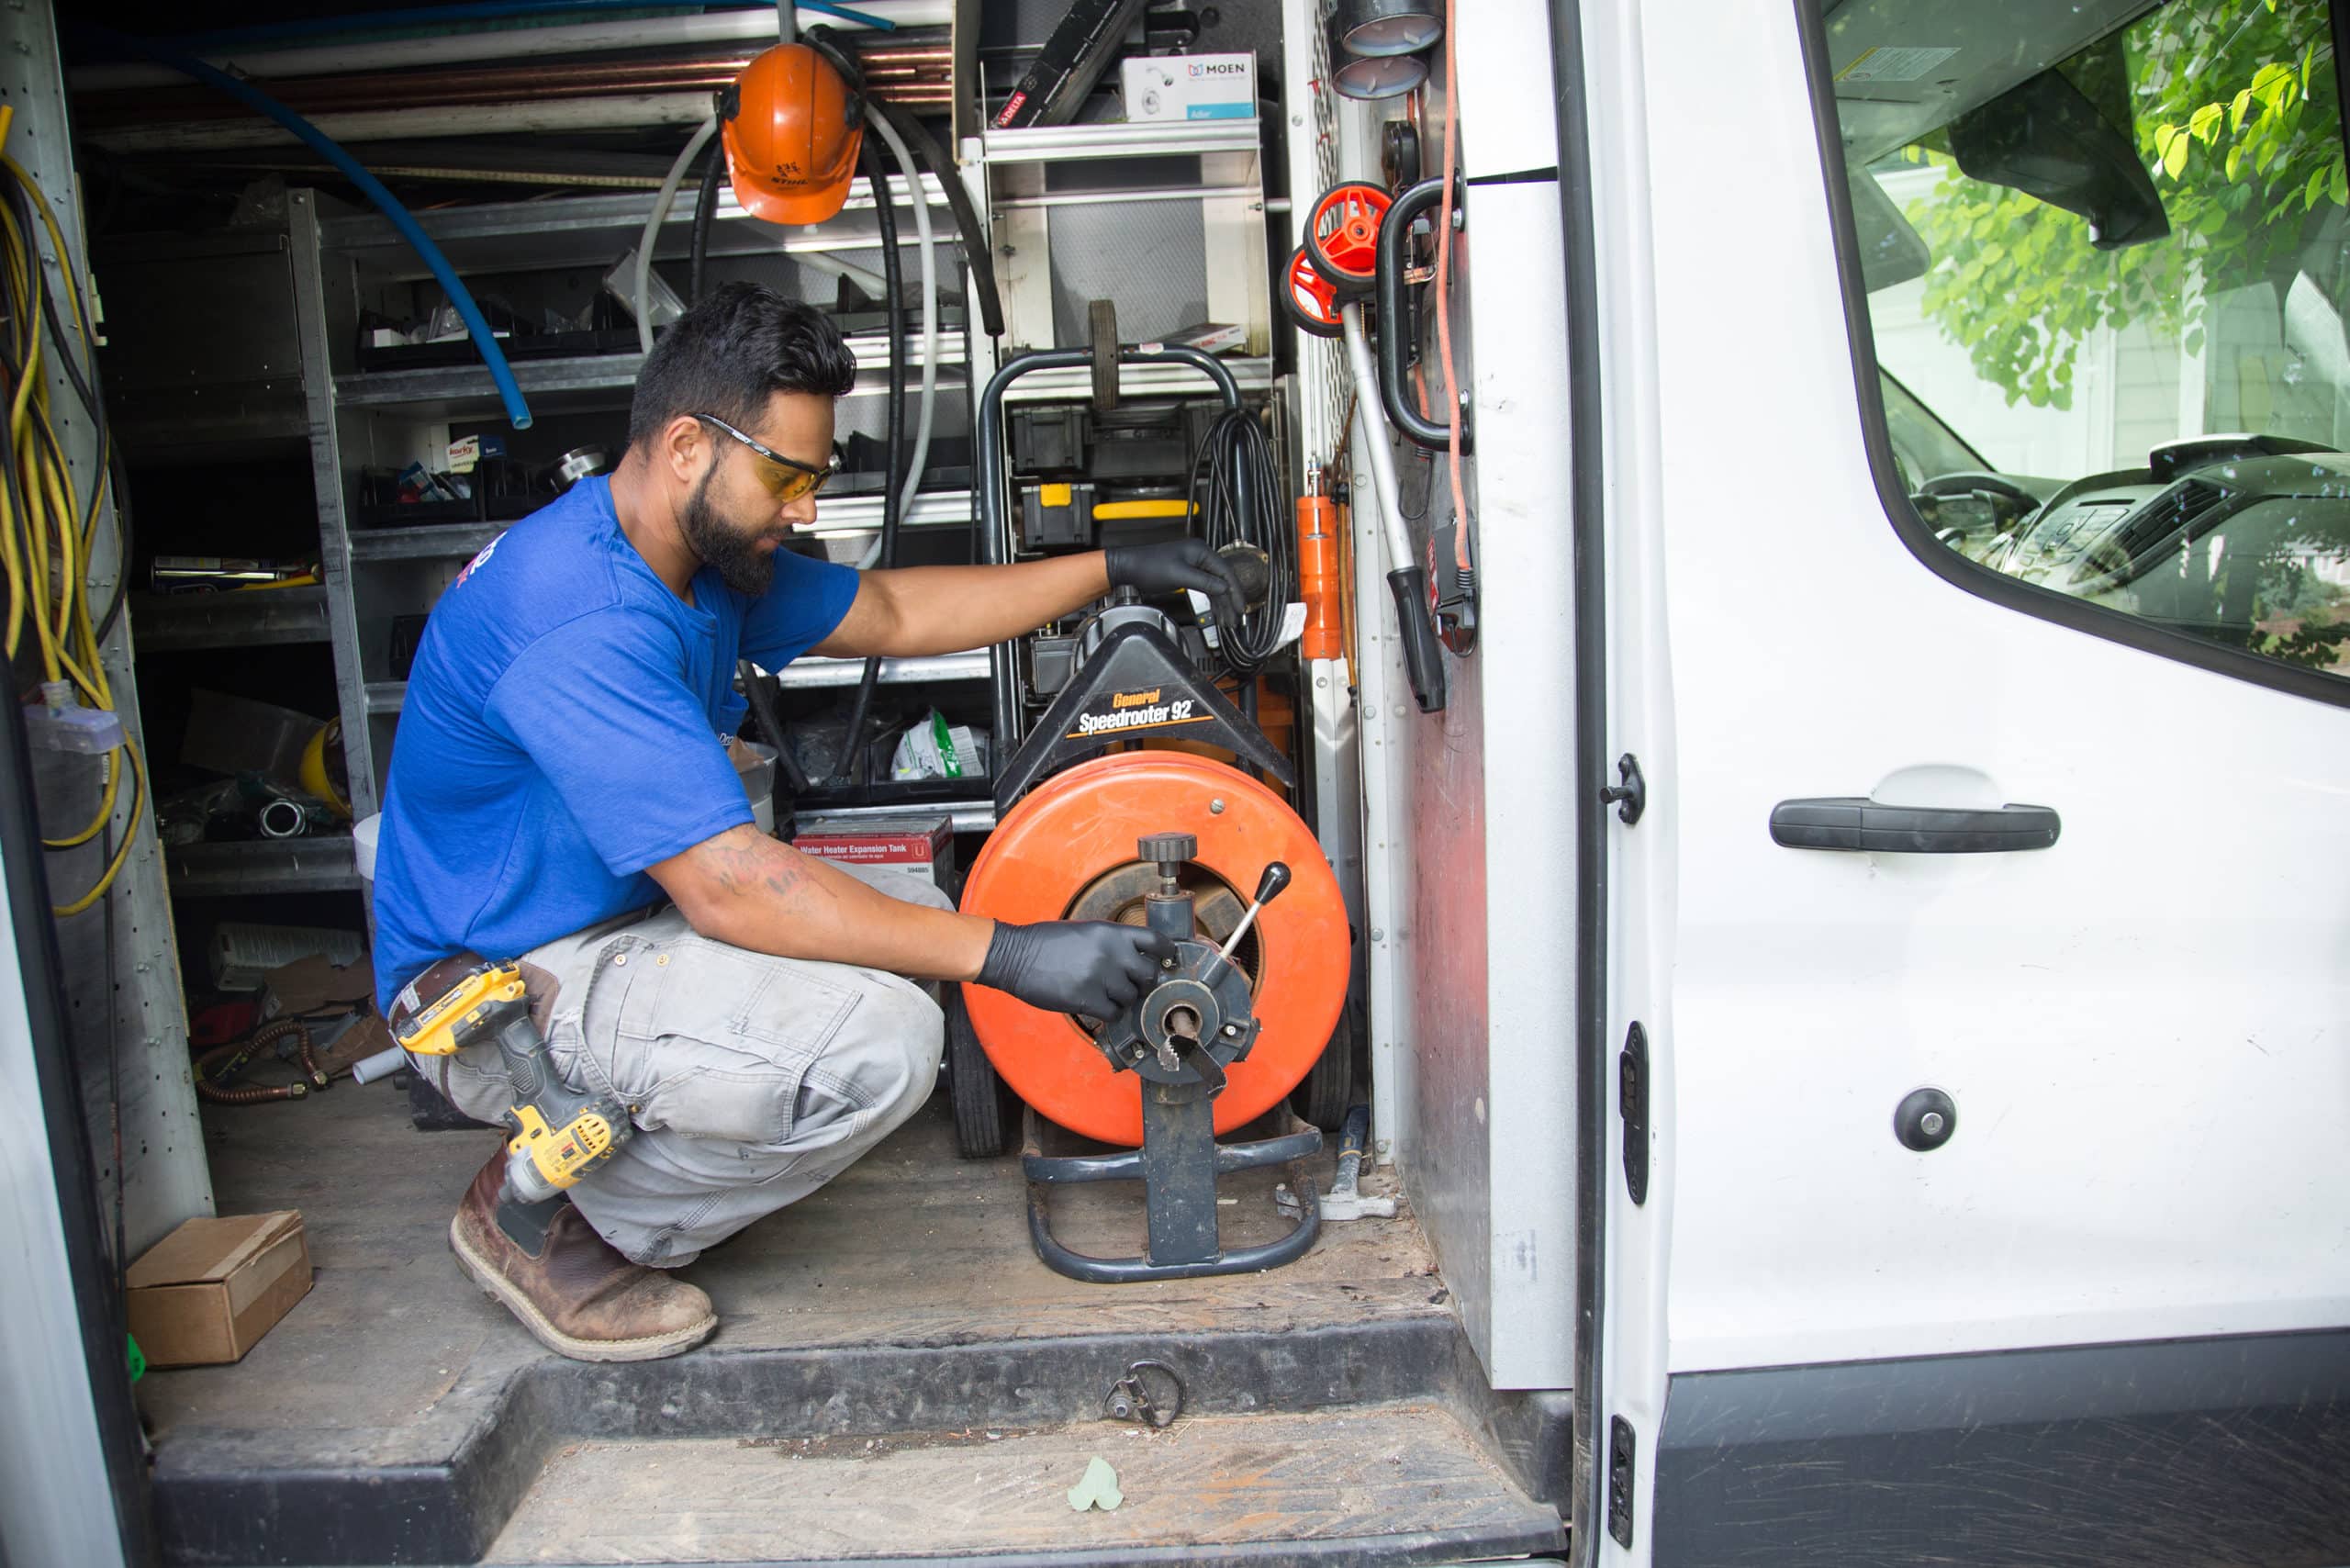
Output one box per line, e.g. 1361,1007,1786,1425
960,752,1349,1147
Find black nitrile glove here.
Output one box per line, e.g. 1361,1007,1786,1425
976,920,1177,1019
1104,540,1247,631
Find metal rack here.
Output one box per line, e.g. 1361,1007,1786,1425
286,169,983,823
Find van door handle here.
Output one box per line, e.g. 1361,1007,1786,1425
1770,798,2061,853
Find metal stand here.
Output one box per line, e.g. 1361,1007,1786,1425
1024,1105,1324,1283
1019,832,1325,1282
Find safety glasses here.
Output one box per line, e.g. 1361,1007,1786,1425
694,413,837,504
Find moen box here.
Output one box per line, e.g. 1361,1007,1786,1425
126,1211,312,1368
1120,52,1257,122
793,814,957,892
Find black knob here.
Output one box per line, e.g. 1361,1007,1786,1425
1138,833,1198,865
1894,1087,1957,1152
1253,862,1292,906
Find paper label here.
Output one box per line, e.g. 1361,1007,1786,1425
447,434,481,474
1835,45,1958,84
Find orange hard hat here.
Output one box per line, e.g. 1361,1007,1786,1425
721,43,863,226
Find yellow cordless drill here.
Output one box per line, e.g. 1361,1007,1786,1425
392,958,631,1206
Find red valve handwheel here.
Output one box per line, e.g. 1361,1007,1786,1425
1284,246,1346,340
1306,182,1391,297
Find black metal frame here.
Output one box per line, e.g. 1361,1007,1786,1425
1021,850,1325,1282
973,343,1245,756
1024,1107,1326,1283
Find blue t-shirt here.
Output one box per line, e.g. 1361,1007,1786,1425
370,476,858,1012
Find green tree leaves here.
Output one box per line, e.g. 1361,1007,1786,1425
1899,0,2344,409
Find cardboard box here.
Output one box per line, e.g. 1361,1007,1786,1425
126,1212,311,1368
1120,52,1257,123
793,814,957,892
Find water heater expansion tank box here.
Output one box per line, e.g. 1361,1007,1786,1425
1120,53,1257,122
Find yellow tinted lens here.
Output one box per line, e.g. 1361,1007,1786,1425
747,450,821,502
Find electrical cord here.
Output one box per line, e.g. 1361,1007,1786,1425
0,151,151,914
1188,407,1291,677
834,129,906,786
1433,0,1471,572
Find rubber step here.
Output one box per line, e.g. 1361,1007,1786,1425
485,1403,1565,1566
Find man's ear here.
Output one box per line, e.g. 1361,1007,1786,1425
660,414,708,485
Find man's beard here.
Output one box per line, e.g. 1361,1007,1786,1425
678,468,776,596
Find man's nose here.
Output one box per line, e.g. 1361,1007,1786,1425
782,490,820,527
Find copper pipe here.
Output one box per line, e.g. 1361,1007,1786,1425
78,39,954,127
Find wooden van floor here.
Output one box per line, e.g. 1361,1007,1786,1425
132,1073,1529,1566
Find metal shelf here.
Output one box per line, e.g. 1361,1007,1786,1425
799,488,976,538
771,650,990,689
347,521,508,563
364,681,407,715
341,489,977,563
319,175,959,280
129,586,330,653
337,335,967,420
165,835,361,897
791,800,996,834
980,118,1263,164
998,357,1271,404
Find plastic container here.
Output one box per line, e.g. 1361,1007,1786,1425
353,813,383,905
733,742,778,835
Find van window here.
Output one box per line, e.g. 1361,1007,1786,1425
1820,0,2350,685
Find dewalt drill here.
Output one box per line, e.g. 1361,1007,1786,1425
392,957,631,1209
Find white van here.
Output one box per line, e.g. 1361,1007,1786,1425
4,0,2345,1563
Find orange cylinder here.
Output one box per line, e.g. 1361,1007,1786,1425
1296,493,1341,661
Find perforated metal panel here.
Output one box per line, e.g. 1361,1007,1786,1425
1045,198,1211,345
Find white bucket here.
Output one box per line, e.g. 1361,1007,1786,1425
353,812,383,905
733,742,778,835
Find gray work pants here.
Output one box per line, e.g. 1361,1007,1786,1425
424,864,952,1267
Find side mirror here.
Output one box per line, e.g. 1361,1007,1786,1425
1948,68,2169,251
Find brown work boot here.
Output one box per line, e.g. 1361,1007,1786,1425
448,1145,715,1362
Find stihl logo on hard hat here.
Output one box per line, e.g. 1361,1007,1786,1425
721,43,864,226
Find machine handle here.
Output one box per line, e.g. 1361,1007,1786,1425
1217,861,1293,964
1769,798,2062,854
1377,175,1472,455
1388,566,1448,712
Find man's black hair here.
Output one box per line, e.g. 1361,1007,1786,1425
626,281,857,447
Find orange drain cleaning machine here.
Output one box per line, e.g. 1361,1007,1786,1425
957,345,1351,1283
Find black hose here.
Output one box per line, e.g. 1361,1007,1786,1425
738,657,811,799
872,97,1005,340
833,132,906,787
1190,408,1290,676
688,132,726,306
799,28,1002,341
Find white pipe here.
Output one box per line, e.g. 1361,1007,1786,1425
1342,303,1414,577
856,103,936,571
638,115,720,355
70,4,948,90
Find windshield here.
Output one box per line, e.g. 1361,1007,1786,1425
1840,0,2348,470
1828,0,2350,676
